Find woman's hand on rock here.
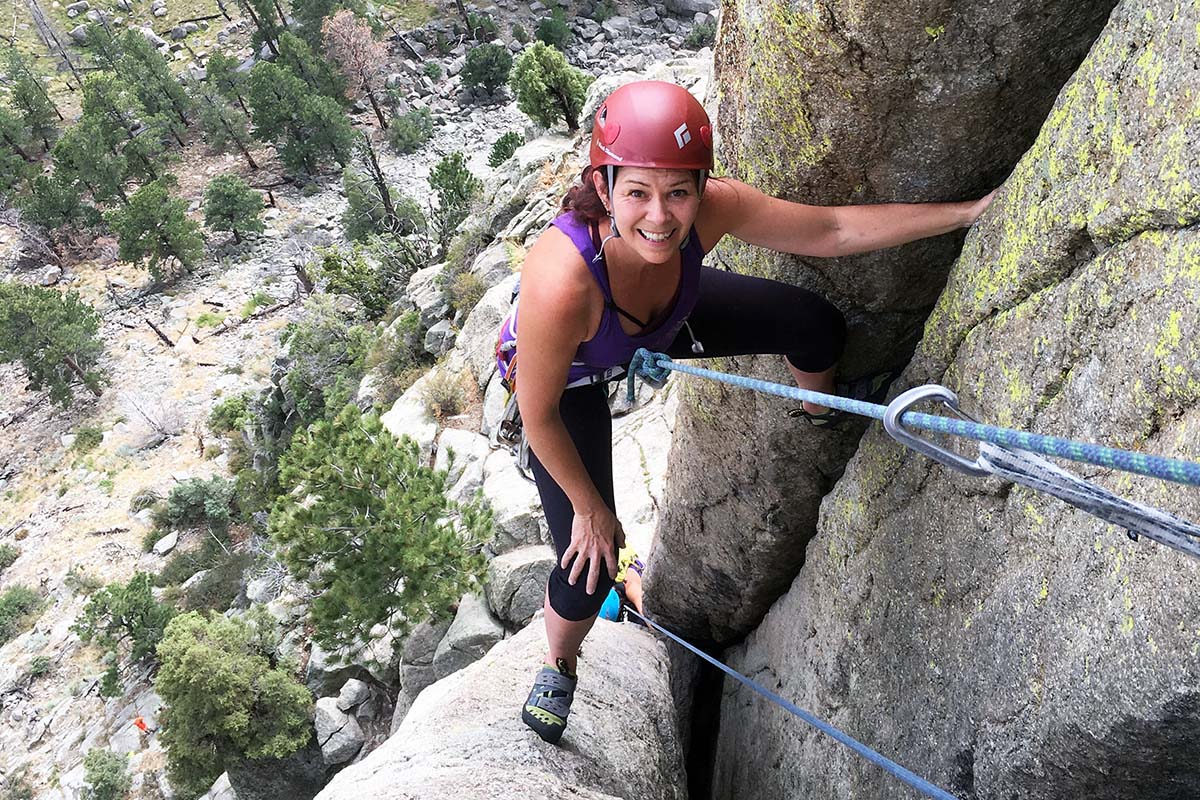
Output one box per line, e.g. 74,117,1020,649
965,189,997,226
563,505,625,596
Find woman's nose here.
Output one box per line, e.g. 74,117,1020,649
645,196,670,223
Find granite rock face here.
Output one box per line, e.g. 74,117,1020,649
647,0,1121,643
714,1,1200,797
315,621,686,800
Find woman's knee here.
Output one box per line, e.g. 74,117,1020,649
786,293,846,372
546,566,615,621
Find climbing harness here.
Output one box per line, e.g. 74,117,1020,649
627,349,1200,559
625,607,960,800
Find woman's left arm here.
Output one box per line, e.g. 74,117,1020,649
698,178,995,258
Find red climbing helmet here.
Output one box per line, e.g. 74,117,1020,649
589,81,714,173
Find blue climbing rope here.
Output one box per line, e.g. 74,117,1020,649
627,349,1200,487
624,607,960,800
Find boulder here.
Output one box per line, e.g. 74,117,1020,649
468,240,516,289
433,427,489,490
458,274,517,388
647,0,1121,643
484,546,555,627
431,593,504,679
68,24,88,43
600,16,632,37
336,678,371,711
379,369,440,461
663,0,714,14
226,735,333,800
481,448,547,552
36,265,62,286
405,264,451,329
714,2,1200,798
314,697,364,765
198,772,237,800
314,621,686,800
151,531,178,556
392,616,453,731
422,319,455,357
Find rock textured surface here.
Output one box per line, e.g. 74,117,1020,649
648,0,1121,643
315,621,686,800
715,1,1200,797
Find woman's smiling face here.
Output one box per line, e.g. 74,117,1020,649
593,167,702,264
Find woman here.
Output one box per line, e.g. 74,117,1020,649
500,81,994,744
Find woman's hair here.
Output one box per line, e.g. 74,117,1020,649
561,166,712,224
560,166,610,224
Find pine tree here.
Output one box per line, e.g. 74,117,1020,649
277,31,346,102
461,42,512,95
233,0,285,56
0,283,105,407
292,0,363,46
509,41,592,132
429,151,482,248
155,611,312,800
203,173,264,243
72,572,176,667
4,50,60,152
190,78,258,169
0,105,36,198
203,51,251,117
79,72,165,182
117,30,192,142
52,120,131,205
268,404,490,651
17,172,101,238
106,175,205,281
248,62,351,174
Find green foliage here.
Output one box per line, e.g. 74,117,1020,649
315,242,409,319
387,106,433,155
462,43,512,95
27,654,52,679
467,11,498,40
156,611,312,799
0,283,104,408
487,131,523,167
0,770,35,800
429,151,482,248
449,270,485,316
162,477,236,534
684,20,716,49
235,0,286,55
277,31,347,101
17,172,100,237
209,393,254,435
79,72,166,183
510,42,592,132
180,551,252,612
130,488,162,514
269,404,489,650
422,61,441,80
0,544,18,574
99,662,121,698
510,22,529,44
82,750,130,800
420,368,466,418
364,310,428,407
70,425,104,454
587,0,617,23
241,291,274,317
116,29,193,140
72,573,177,664
0,586,41,646
535,8,571,50
247,62,353,175
106,175,205,282
195,311,225,328
65,564,105,595
279,295,373,425
204,174,265,243
341,167,425,243
0,105,36,199
4,49,58,151
50,120,130,206
204,51,249,107
192,77,256,167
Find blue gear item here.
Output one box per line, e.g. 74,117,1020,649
598,587,622,621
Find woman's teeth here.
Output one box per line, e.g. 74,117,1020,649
638,229,671,242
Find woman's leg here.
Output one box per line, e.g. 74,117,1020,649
527,383,618,674
666,266,847,413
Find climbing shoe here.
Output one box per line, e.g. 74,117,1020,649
522,658,577,744
788,367,903,428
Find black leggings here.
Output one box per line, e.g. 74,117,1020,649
530,266,847,621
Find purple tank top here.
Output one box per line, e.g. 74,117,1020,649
496,211,704,387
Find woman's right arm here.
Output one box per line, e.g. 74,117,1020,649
515,231,624,595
